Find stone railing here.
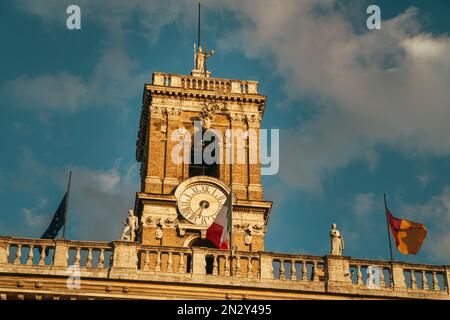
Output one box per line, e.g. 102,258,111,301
152,72,259,95
0,237,449,299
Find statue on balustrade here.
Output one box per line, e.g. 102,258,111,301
121,209,139,242
193,44,214,73
330,223,344,256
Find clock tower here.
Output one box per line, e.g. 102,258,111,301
134,45,272,252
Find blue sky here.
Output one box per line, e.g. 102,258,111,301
1,0,450,265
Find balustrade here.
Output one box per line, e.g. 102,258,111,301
1,237,449,299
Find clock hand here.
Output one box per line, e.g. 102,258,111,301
193,205,203,217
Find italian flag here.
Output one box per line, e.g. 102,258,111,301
206,192,232,249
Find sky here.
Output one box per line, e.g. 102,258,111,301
1,0,450,265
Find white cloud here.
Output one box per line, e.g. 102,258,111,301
5,0,194,115
5,72,87,113
417,172,434,188
67,160,139,241
400,187,450,262
213,1,450,192
8,1,450,194
22,197,49,229
352,193,376,216
13,148,139,241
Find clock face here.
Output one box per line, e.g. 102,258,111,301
177,182,227,227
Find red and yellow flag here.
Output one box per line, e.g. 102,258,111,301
386,208,427,255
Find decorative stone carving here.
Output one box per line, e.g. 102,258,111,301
233,223,250,232
166,107,181,119
199,104,219,129
120,209,139,242
244,232,253,245
163,217,178,228
145,216,155,227
150,106,164,118
246,113,262,126
251,224,264,234
229,113,244,122
330,223,344,256
155,227,163,240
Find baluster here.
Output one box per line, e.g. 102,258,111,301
167,252,173,273
290,259,297,280
155,251,161,272
269,257,274,279
14,244,22,265
86,248,93,268
235,255,241,277
300,261,307,281
178,252,185,273
98,249,105,268
38,246,46,266
26,245,34,265
432,271,439,290
410,270,417,289
357,265,363,285
212,254,218,276
386,266,392,287
313,261,319,282
6,243,10,263
224,255,230,276
74,248,81,267
379,267,385,287
422,271,429,290
143,251,150,271
279,259,285,280
247,257,253,279
109,251,113,266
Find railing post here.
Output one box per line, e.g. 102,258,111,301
109,241,138,278
325,255,351,292
0,237,11,265
191,248,206,276
259,253,274,280
52,240,69,269
391,262,406,290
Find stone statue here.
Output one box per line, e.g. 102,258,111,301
121,209,139,242
194,44,214,73
330,223,344,255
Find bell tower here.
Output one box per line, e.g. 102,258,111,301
135,40,272,251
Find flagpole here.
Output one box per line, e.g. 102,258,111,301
62,171,72,240
384,193,394,263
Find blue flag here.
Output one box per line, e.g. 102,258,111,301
40,192,67,239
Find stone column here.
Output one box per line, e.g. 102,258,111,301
229,113,247,200
163,107,181,194
246,114,263,200
191,248,206,276
325,255,351,292
145,105,165,194
391,262,406,289
109,241,138,278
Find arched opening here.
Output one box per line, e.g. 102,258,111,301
189,129,220,179
185,236,217,275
